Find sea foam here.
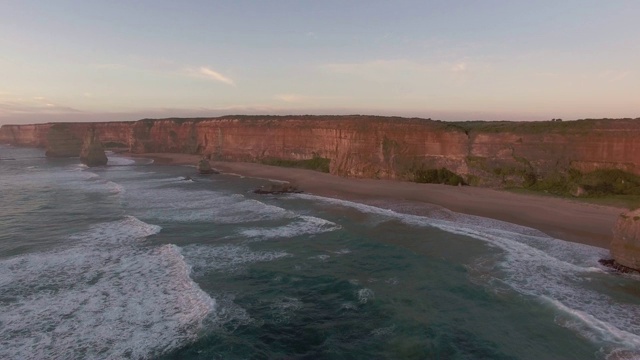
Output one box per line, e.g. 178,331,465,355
0,216,215,360
290,193,640,355
121,183,292,224
180,244,291,277
240,215,341,240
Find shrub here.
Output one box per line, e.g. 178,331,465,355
528,168,640,197
522,172,538,188
102,141,128,148
261,153,330,173
414,167,465,186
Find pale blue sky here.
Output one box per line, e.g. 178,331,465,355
1,0,638,124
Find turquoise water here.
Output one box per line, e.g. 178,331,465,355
1,145,640,359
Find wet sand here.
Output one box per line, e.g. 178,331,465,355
125,152,624,249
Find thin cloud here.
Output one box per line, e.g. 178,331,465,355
599,70,632,82
197,66,235,86
92,63,125,70
450,62,467,73
0,101,81,116
0,95,81,117
275,94,305,103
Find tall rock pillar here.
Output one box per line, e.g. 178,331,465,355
80,127,108,167
45,124,82,157
611,209,640,271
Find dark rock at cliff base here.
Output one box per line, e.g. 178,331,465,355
254,182,303,195
80,128,108,167
197,159,219,174
598,259,639,274
610,209,640,271
45,124,82,158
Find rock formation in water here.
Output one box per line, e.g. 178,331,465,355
254,182,302,194
45,124,83,157
610,209,640,271
196,158,217,174
80,127,108,167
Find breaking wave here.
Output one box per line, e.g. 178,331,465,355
291,193,640,356
0,216,215,359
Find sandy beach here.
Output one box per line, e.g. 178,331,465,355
126,152,624,249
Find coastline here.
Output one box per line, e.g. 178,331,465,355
125,152,624,249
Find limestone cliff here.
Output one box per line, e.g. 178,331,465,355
611,209,640,271
2,116,640,186
0,121,133,151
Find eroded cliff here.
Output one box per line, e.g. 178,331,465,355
2,116,640,189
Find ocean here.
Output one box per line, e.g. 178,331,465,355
1,144,639,360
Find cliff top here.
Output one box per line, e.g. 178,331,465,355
2,115,639,135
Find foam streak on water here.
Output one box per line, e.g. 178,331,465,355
0,216,215,360
291,193,640,355
121,181,292,224
180,244,291,277
240,215,341,240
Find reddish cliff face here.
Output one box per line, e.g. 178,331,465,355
0,123,53,147
2,116,640,183
0,121,134,150
126,116,470,179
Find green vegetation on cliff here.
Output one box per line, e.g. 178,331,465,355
450,117,640,134
464,155,536,187
260,154,330,173
526,169,640,196
412,167,465,186
103,141,128,148
507,168,640,209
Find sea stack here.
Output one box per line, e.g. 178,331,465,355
45,124,83,157
610,209,640,271
197,158,216,174
80,127,108,167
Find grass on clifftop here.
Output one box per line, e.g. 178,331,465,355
260,154,330,173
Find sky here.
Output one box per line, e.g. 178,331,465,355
0,0,639,125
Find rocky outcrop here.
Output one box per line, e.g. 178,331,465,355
610,209,640,271
45,124,83,157
254,182,302,195
80,127,108,166
196,158,217,174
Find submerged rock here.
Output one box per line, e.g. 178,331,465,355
254,182,302,195
598,259,639,274
80,127,108,167
197,159,218,174
610,209,640,271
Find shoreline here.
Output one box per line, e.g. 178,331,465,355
124,152,624,249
